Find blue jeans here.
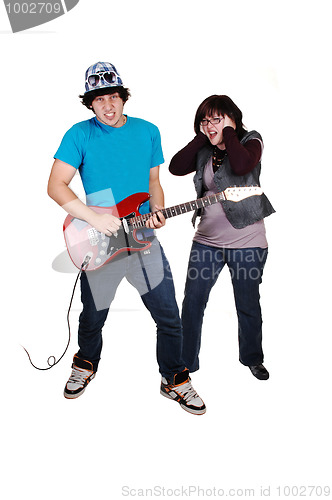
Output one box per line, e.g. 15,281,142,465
77,238,185,379
182,241,268,371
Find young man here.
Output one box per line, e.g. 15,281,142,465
47,61,205,415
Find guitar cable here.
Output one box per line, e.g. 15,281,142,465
21,256,91,371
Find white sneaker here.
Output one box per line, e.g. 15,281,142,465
160,369,206,415
64,355,96,399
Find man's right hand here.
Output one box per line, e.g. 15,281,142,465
90,212,122,236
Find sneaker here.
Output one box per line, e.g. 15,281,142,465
160,369,206,415
64,355,96,399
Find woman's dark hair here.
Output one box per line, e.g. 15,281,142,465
194,95,246,139
79,86,131,109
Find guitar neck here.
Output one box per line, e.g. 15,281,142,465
130,191,226,229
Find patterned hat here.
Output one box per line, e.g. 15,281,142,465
84,62,123,94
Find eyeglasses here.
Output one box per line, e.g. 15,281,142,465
200,117,224,126
86,71,118,88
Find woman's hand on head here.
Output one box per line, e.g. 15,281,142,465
223,115,236,129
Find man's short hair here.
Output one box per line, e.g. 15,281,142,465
79,86,131,109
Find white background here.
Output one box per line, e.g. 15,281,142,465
1,0,331,498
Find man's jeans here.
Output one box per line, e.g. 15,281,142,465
182,241,268,371
76,238,185,379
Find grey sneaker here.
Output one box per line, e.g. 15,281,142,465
64,355,96,399
160,369,206,415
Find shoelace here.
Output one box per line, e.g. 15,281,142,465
68,367,91,385
176,380,200,403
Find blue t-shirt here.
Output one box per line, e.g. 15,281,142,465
54,116,164,213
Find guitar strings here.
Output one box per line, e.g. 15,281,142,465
21,262,85,371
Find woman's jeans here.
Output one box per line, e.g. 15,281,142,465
182,241,268,371
76,238,185,379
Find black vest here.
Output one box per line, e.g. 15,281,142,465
192,130,275,229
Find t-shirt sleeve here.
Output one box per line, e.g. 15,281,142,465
54,125,86,169
150,125,164,168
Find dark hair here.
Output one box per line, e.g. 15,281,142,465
194,95,246,139
79,86,131,109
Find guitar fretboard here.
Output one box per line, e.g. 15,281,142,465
129,191,225,229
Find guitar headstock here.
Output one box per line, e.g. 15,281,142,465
224,186,263,202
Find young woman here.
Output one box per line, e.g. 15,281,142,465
169,95,275,380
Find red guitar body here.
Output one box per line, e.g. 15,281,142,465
63,192,151,271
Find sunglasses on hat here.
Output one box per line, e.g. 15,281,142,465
86,71,118,88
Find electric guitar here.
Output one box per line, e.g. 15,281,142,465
63,186,263,271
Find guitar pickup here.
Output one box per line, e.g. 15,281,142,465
87,228,99,246
122,218,130,234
